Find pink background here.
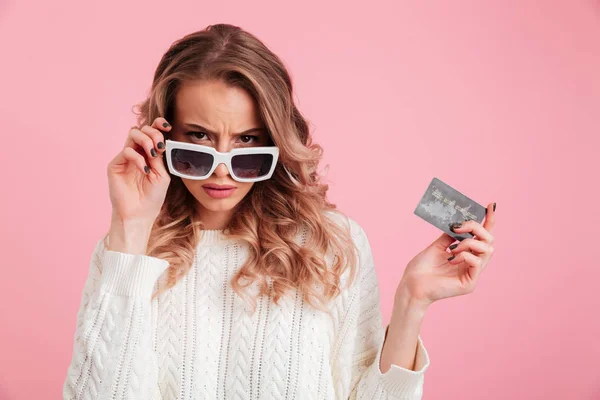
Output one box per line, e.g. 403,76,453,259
0,1,598,399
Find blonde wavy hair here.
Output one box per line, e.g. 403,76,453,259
108,23,359,313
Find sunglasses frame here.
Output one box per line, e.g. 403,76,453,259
164,139,280,182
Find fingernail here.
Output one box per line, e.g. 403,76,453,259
447,255,456,261
144,165,150,174
151,148,157,157
449,222,462,232
157,142,164,149
493,202,497,212
449,243,458,250
163,122,171,128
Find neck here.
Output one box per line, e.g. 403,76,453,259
195,204,235,230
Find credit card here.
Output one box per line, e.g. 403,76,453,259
414,177,486,241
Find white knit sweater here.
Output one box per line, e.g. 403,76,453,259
62,213,430,399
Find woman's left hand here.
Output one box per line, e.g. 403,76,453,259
396,202,497,310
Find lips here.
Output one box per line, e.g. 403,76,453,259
202,185,237,199
201,184,237,190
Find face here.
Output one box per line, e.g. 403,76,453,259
169,79,271,228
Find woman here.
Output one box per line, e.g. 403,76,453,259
63,23,496,400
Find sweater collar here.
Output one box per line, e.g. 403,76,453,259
197,229,230,245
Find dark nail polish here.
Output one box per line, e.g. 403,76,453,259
447,255,456,261
151,148,157,157
493,202,497,212
157,142,164,149
449,222,462,232
144,165,150,174
449,243,458,250
163,122,170,128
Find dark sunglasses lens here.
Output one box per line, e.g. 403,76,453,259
172,149,214,177
231,154,273,179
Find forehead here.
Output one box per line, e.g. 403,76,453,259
174,79,262,128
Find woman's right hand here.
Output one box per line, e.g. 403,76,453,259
106,117,172,253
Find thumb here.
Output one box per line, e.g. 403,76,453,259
146,150,169,178
430,231,456,250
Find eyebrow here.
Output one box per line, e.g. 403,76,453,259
183,122,266,136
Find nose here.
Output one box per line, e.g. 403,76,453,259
213,162,229,177
213,142,232,178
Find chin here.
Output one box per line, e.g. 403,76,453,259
198,197,241,212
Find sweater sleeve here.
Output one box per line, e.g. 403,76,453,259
347,219,431,400
62,236,170,400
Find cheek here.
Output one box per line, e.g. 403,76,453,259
236,182,254,194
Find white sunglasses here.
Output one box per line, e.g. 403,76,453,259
164,139,280,182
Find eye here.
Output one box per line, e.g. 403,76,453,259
240,135,259,144
185,131,208,140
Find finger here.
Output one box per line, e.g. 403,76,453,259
110,146,149,175
483,202,497,235
140,125,168,153
150,117,172,142
447,250,484,280
449,238,493,255
450,219,494,244
126,128,157,161
124,117,172,148
140,125,169,176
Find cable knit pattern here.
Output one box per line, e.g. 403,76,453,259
63,213,430,399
